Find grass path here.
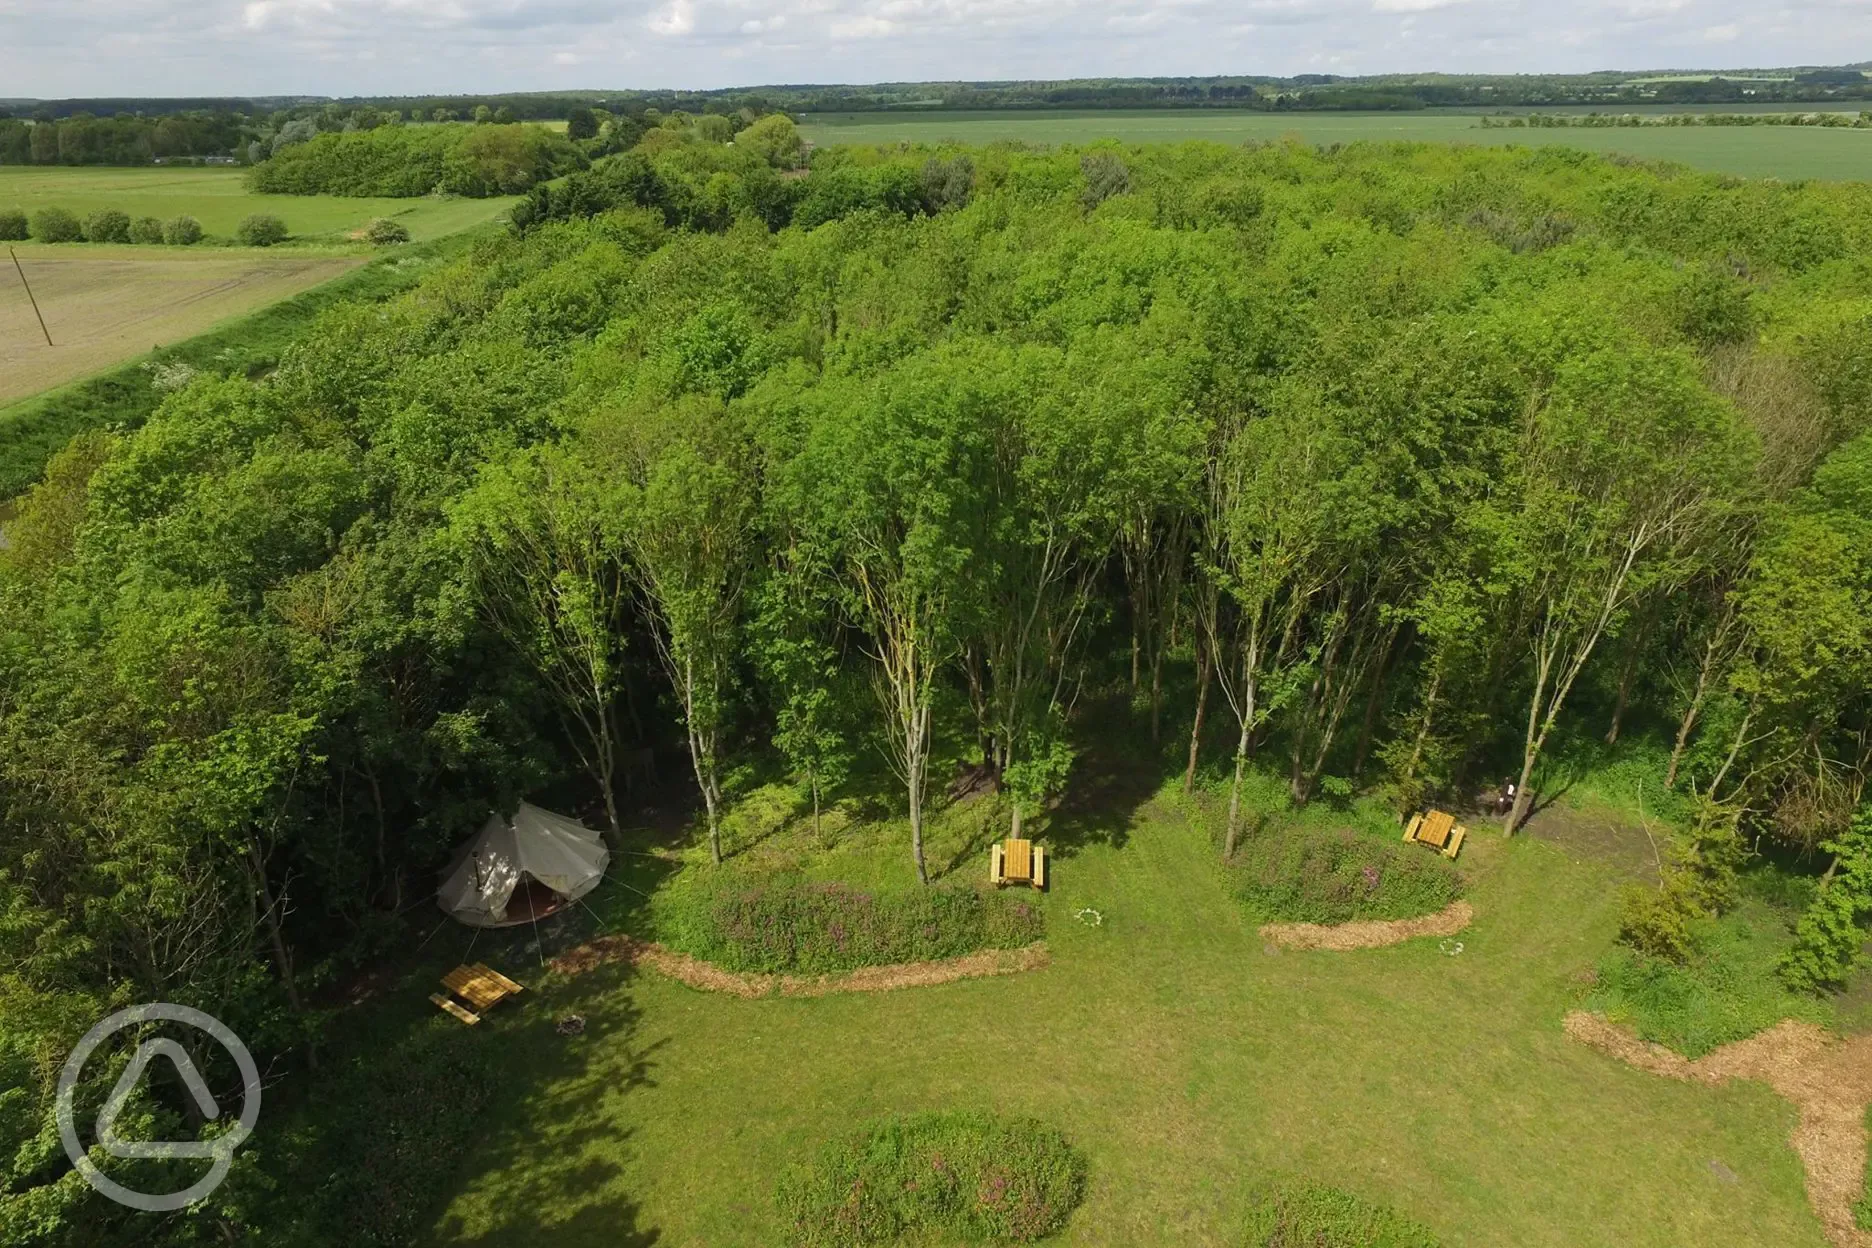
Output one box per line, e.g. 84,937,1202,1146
405,783,1826,1246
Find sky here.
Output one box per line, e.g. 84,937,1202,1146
0,1,1863,99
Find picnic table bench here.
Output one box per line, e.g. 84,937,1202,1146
990,838,1047,890
1403,809,1467,860
430,962,526,1026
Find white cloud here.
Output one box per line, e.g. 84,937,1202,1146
646,0,694,35
0,0,1866,96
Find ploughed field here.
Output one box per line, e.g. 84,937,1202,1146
0,249,360,404
798,109,1872,182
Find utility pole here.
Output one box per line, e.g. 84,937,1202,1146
9,246,52,347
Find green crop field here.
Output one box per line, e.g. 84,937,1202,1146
0,166,516,243
800,109,1872,181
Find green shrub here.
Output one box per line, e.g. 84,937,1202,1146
82,208,131,243
1856,1104,1872,1231
1588,900,1834,1057
1231,827,1463,924
0,206,29,240
161,214,203,245
364,217,410,245
128,215,165,244
1782,806,1872,992
660,878,1044,975
237,213,289,246
1618,870,1707,963
776,1111,1087,1246
29,206,82,242
1241,1180,1439,1247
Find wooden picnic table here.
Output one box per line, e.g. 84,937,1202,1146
1403,809,1466,860
431,962,525,1025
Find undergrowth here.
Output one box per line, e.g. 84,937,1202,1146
652,875,1044,974
1230,826,1464,925
1240,1178,1440,1247
1856,1104,1872,1232
1587,892,1834,1058
775,1110,1087,1246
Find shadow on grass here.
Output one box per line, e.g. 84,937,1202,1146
428,956,664,1246
1043,692,1183,859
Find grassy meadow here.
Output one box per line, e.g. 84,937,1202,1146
321,754,1835,1247
798,109,1872,181
0,165,516,242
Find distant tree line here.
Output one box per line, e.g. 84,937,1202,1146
0,111,248,165
247,123,583,197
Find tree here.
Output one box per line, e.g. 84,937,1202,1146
448,444,632,840
589,397,756,865
566,106,599,141
1495,344,1751,831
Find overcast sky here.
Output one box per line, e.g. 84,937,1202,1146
0,1,1862,99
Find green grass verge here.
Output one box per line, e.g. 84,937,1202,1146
1241,1179,1440,1247
0,227,490,497
775,1110,1088,1245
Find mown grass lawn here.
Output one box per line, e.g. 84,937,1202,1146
797,109,1872,182
358,762,1829,1247
0,165,515,242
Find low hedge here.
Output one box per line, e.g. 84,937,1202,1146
659,878,1044,975
1242,1180,1439,1247
777,1110,1087,1246
1232,826,1463,925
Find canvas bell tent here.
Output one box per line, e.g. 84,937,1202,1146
437,803,610,928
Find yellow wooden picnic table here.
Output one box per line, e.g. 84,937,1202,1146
431,962,525,1025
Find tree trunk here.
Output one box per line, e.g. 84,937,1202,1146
1149,643,1166,745
248,837,315,1070
1224,719,1251,858
1184,641,1212,794
1605,617,1648,745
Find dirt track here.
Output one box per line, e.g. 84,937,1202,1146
0,250,359,405
1567,1011,1872,1248
550,935,1050,999
1259,900,1474,951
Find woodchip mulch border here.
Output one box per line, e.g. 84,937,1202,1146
548,936,1049,1000
1258,900,1474,951
1566,1011,1872,1248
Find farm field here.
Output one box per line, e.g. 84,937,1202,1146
0,248,360,404
0,166,517,242
799,109,1872,181
375,771,1831,1247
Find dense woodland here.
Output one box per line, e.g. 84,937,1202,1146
3,121,1872,1241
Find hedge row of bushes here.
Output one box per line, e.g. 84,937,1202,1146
248,122,581,197
1231,826,1464,925
655,878,1044,975
1241,1180,1440,1247
776,1111,1088,1246
0,206,289,246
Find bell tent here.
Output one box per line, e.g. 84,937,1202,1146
437,802,609,928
